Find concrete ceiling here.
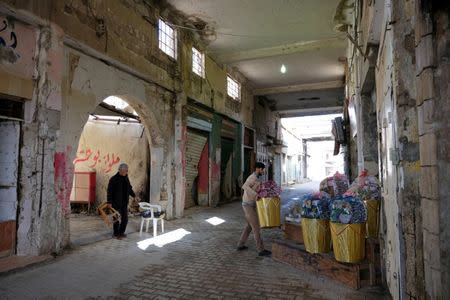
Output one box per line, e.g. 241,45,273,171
168,0,347,116
236,47,346,88
270,87,344,118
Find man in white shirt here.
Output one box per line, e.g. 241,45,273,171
237,162,271,256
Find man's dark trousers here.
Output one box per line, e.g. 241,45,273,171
113,206,128,236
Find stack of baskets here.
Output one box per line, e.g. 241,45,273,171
301,171,380,264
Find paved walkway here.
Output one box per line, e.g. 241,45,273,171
280,181,320,206
0,202,388,300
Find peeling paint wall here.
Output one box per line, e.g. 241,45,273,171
0,0,256,255
0,13,66,255
73,120,150,206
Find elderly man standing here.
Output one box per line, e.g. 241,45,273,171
237,162,272,256
107,163,136,239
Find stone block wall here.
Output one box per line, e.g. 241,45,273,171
346,0,424,298
415,1,450,298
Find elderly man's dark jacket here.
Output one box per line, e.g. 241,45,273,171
107,172,136,209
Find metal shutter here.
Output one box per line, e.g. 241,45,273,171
185,130,208,208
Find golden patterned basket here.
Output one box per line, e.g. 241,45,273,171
301,218,331,254
330,222,366,263
364,199,380,238
256,197,281,228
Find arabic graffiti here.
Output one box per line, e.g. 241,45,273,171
73,148,120,173
0,18,20,63
0,20,17,48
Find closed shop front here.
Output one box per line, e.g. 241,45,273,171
220,118,240,203
0,98,23,257
185,104,213,209
185,129,208,208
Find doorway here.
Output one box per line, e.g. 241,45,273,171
0,98,23,257
220,137,235,203
69,96,151,246
185,129,209,209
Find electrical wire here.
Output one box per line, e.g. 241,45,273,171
168,23,283,39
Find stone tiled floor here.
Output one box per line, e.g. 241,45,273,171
0,202,389,299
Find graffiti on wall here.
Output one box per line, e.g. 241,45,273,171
54,146,73,216
73,148,121,173
0,19,20,63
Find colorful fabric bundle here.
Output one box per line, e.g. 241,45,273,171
257,180,282,198
332,172,349,196
345,170,381,200
319,177,334,194
282,198,303,223
330,195,367,224
301,192,331,220
319,172,349,197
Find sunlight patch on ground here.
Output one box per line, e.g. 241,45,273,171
205,217,225,226
137,229,191,250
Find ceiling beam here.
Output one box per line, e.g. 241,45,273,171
254,80,344,96
216,37,346,64
303,136,334,142
278,106,342,118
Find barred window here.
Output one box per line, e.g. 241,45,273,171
192,47,205,78
158,19,176,59
227,75,240,101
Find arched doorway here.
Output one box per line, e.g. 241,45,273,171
54,49,175,251
69,96,152,245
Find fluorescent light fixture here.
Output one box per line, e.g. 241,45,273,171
205,217,225,226
137,228,191,250
280,64,287,74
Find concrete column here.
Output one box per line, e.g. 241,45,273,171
16,24,66,255
302,141,307,178
360,93,379,175
209,114,222,207
150,147,164,205
173,92,186,218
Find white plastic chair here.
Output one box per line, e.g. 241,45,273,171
139,202,165,237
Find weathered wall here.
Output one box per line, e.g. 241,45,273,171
280,126,303,184
74,120,150,206
254,97,280,138
0,12,65,255
1,0,176,90
390,2,423,297
415,1,450,298
253,96,282,182
61,47,172,211
346,0,424,298
0,0,257,255
182,44,254,128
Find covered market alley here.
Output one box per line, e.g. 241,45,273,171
0,0,448,299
